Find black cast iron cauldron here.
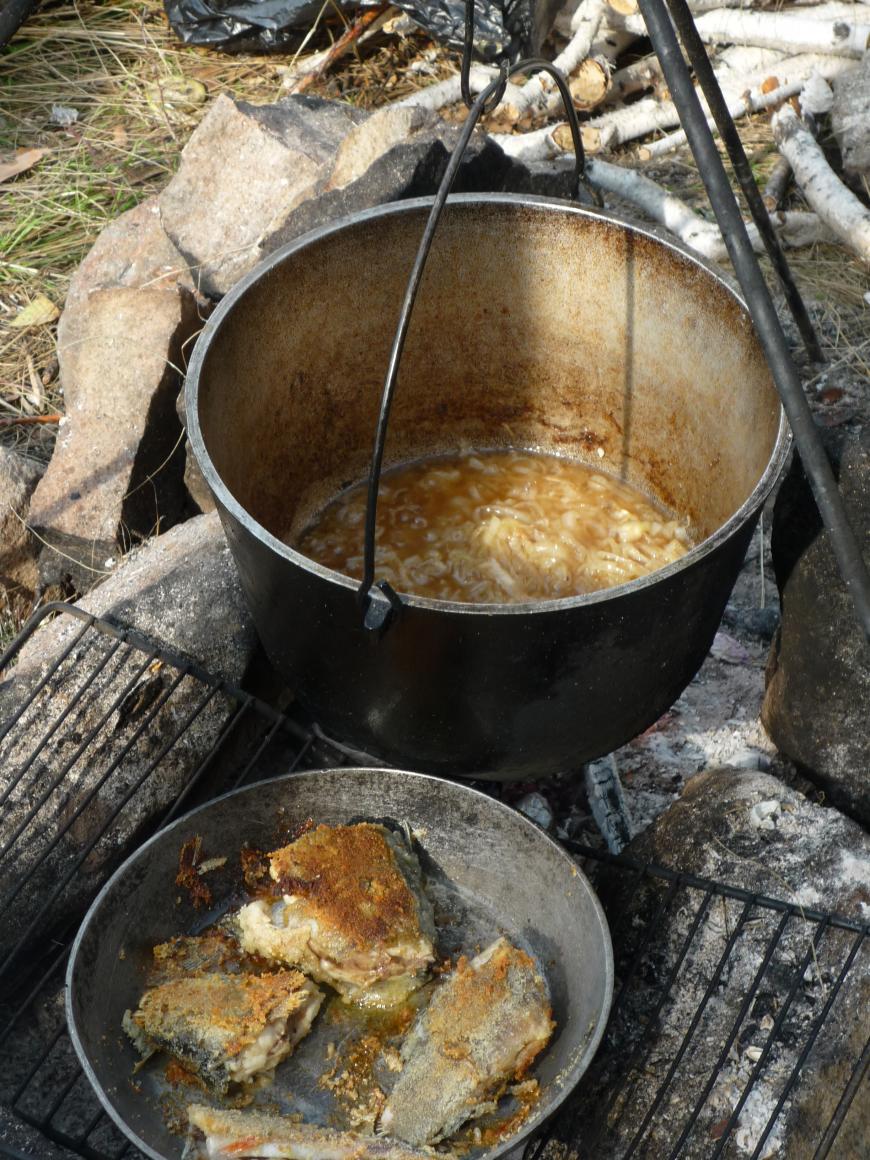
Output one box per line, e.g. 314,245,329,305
185,194,790,778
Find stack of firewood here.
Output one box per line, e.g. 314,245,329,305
388,0,870,265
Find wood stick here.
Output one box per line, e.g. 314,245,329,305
771,102,870,261
0,413,62,426
490,129,836,258
289,7,390,94
639,53,857,158
606,8,870,57
763,153,793,210
569,55,612,109
503,0,607,121
606,53,666,105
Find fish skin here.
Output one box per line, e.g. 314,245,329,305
186,1104,453,1160
379,938,554,1145
124,969,323,1095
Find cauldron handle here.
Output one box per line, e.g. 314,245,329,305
357,9,594,633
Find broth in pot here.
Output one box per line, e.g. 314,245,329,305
296,450,695,604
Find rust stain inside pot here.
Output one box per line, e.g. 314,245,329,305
295,449,696,603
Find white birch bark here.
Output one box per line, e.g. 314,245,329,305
491,130,836,258
771,102,870,261
605,8,870,57
502,0,607,120
639,55,856,157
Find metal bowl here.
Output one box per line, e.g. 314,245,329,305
67,767,614,1160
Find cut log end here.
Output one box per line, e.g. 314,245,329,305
570,57,612,110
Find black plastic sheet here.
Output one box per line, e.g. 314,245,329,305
163,0,555,61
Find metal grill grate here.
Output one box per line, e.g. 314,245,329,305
0,606,866,1159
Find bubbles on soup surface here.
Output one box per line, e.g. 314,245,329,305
296,451,693,604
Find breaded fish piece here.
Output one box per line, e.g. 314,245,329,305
186,1105,451,1160
123,969,323,1094
379,938,554,1145
236,823,435,1005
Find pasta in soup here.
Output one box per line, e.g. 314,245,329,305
295,450,694,604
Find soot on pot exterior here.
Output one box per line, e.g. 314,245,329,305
185,194,790,779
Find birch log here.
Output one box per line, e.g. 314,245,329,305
639,53,857,157
491,130,835,259
605,8,870,56
771,102,870,261
502,0,607,121
569,55,613,108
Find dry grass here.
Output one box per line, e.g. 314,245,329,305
0,1,448,463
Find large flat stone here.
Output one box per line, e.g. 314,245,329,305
159,93,365,297
28,284,199,592
762,426,870,827
63,195,196,314
0,512,257,960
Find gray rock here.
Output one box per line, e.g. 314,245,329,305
262,109,572,254
0,512,257,958
14,510,254,685
559,767,869,1159
762,425,870,827
176,386,215,514
28,284,200,592
159,93,365,297
0,447,43,596
831,55,870,178
63,195,196,313
514,790,554,831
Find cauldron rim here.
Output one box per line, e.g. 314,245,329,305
186,192,791,617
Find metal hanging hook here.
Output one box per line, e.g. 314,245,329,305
357,1,593,631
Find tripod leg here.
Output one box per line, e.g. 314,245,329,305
664,0,823,363
637,0,870,641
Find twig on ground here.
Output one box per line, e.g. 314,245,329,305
771,102,870,262
0,413,62,426
288,6,392,94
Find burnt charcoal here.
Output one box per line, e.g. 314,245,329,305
721,603,780,642
762,425,870,827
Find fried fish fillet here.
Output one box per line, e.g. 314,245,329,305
379,937,554,1145
236,823,435,1005
123,969,323,1094
186,1105,451,1160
